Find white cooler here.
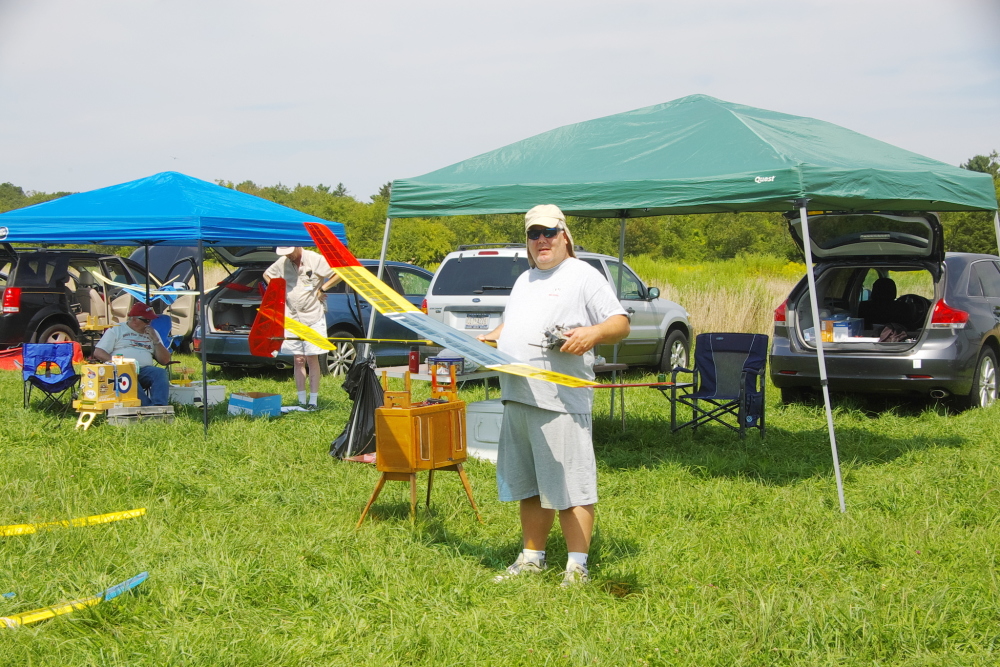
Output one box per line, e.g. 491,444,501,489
169,382,227,406
465,399,504,463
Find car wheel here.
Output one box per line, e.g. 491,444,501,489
779,386,808,404
965,347,998,409
36,323,76,345
325,329,357,378
658,330,689,373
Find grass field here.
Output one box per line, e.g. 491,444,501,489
2,257,999,665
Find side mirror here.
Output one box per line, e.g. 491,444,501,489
646,286,660,300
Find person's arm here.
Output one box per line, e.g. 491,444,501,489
145,326,172,365
560,314,630,356
477,323,504,343
92,346,112,362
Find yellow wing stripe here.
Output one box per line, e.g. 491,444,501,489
1,508,146,537
282,317,337,351
333,266,418,314
488,364,600,388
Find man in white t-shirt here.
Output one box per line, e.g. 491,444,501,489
478,205,629,586
263,246,339,409
93,302,172,406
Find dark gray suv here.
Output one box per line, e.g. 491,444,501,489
770,212,999,408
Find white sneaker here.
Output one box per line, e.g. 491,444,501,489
493,553,546,582
560,562,590,587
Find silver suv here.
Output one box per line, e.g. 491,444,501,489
424,245,692,370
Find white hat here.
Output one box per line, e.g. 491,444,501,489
524,204,576,268
275,246,297,256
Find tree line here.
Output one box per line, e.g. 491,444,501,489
3,151,997,266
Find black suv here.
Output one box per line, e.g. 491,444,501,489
0,244,194,351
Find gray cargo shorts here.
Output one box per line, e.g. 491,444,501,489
496,401,597,510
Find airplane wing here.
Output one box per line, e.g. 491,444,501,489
90,272,201,302
303,222,598,389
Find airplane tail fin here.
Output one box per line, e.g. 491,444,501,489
249,278,286,358
304,222,360,268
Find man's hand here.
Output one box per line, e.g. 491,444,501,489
560,315,630,356
477,323,504,343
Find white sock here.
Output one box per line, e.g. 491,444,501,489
567,552,588,569
297,391,307,404
309,392,319,405
522,548,545,565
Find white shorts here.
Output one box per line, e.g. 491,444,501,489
496,401,597,510
280,319,328,357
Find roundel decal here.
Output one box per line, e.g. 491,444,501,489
117,373,133,393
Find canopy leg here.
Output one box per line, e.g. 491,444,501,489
796,200,846,513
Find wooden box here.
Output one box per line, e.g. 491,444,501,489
375,400,467,473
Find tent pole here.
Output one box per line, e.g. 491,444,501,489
362,217,392,359
144,244,151,304
993,211,1000,256
796,200,846,513
610,215,626,422
198,240,209,436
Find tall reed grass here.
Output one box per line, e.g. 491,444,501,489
627,254,804,336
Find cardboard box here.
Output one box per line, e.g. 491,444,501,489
170,383,227,406
227,392,282,417
465,399,504,463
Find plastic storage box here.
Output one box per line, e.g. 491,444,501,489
465,399,504,463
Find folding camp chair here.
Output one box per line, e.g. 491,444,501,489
22,343,81,412
658,332,768,438
150,312,181,351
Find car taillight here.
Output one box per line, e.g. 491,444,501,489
929,299,969,329
421,298,428,314
2,287,21,313
774,300,787,323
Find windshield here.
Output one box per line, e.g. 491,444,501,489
432,256,530,296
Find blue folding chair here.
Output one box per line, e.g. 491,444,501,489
22,343,81,412
150,313,181,351
659,332,768,438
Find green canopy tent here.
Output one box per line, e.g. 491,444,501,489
384,94,999,511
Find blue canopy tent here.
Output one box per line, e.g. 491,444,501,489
0,171,348,431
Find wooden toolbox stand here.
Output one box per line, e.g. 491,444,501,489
357,366,483,527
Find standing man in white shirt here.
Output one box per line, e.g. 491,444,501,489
263,246,338,409
479,205,630,586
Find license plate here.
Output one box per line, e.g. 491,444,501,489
464,314,489,330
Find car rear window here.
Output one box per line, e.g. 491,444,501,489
431,256,530,296
808,215,932,253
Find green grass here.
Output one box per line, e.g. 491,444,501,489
3,353,1000,665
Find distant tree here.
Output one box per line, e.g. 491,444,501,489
0,182,72,214
942,150,1000,254
332,182,349,197
371,182,392,202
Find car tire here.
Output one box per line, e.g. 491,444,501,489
324,329,357,378
779,386,808,405
35,323,76,345
658,330,689,373
963,347,998,409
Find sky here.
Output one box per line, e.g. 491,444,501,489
1,0,998,202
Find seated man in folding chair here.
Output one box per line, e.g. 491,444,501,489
92,302,172,406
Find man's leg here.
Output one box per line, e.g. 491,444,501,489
293,354,307,403
558,504,595,553
138,365,169,406
305,354,322,396
520,495,556,550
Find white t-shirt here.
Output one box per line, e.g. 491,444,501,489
498,257,627,414
263,249,334,326
95,322,164,369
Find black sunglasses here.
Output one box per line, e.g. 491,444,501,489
527,227,561,240
136,317,151,323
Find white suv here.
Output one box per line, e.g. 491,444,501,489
424,245,692,371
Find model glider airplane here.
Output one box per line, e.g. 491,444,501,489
295,222,599,388
248,278,433,357
90,272,199,304
1,572,148,629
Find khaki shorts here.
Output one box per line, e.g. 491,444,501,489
280,319,328,357
496,401,597,510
